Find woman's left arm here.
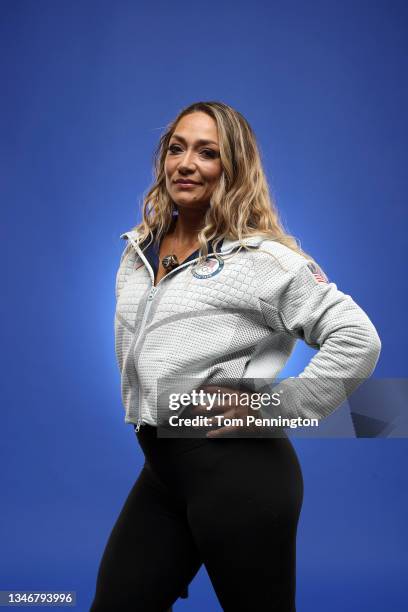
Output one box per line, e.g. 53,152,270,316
258,259,382,422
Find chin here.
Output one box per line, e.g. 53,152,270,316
175,199,209,210
175,200,202,208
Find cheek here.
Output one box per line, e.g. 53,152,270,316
204,164,222,184
164,158,175,175
208,171,222,186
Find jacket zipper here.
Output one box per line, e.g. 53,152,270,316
133,285,157,431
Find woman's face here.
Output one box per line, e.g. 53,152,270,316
165,112,223,212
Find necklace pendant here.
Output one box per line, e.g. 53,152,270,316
162,254,179,271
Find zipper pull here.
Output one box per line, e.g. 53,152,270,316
147,287,157,300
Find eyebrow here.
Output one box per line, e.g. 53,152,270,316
170,133,219,147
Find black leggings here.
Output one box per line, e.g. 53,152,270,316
90,424,304,611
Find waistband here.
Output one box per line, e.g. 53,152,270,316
134,420,288,453
135,423,213,456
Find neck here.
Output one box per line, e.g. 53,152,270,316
170,207,208,245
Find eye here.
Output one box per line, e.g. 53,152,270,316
168,144,182,154
201,149,218,158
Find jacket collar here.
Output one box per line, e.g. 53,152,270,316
120,229,265,253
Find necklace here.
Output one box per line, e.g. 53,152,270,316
161,233,200,273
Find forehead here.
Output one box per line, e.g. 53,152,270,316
172,112,219,144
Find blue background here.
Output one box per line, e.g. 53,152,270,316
1,0,407,610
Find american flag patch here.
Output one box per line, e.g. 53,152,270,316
306,261,328,284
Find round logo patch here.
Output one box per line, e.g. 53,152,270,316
191,257,224,279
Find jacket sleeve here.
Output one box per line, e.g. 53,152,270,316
259,260,382,422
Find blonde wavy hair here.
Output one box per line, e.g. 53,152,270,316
132,101,319,270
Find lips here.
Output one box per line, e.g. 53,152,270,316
174,180,201,184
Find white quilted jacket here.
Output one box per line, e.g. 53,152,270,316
114,228,381,431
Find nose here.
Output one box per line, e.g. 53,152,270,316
177,149,196,173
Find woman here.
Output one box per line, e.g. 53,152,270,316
90,101,381,611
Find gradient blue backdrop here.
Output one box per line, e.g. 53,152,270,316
1,1,407,610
